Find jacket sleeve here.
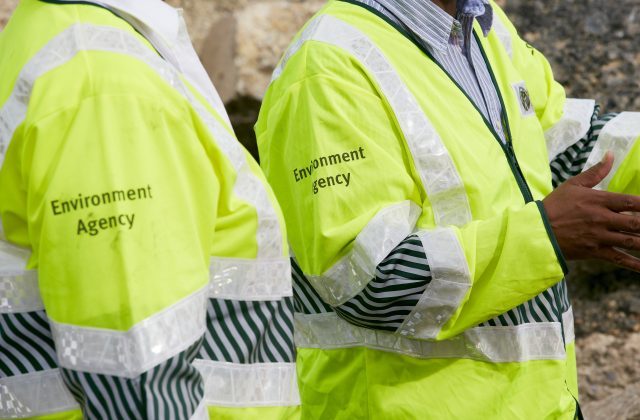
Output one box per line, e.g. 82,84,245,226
257,69,565,342
550,107,618,186
11,92,214,417
580,111,640,195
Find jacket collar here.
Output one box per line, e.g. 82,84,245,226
53,0,181,44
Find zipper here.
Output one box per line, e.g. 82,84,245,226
339,0,535,204
479,33,535,204
502,116,534,203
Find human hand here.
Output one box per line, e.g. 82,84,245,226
543,151,640,272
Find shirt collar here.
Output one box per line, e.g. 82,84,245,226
382,0,493,52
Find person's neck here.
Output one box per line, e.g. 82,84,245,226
432,0,457,17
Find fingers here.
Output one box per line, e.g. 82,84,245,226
601,231,640,251
606,210,640,234
569,151,614,188
601,191,640,213
600,248,640,272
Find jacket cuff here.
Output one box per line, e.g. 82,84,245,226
535,200,569,275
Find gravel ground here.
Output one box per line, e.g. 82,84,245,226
504,0,640,111
568,264,640,406
570,266,640,338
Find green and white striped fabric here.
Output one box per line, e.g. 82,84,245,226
551,109,619,187
291,234,431,331
334,236,431,332
478,281,570,327
0,310,57,375
61,340,204,420
1,300,296,419
198,297,295,364
1,310,205,419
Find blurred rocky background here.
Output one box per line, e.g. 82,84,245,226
2,0,639,417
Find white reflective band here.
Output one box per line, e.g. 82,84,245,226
545,98,595,161
0,23,284,260
51,285,208,378
209,257,292,301
272,15,471,228
584,112,640,190
193,360,300,407
492,13,513,58
0,240,43,313
0,369,79,419
308,201,421,306
562,306,575,345
190,400,208,420
295,312,566,363
399,227,471,339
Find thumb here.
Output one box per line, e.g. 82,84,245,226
570,151,614,188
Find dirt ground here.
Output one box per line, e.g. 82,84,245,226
569,263,640,407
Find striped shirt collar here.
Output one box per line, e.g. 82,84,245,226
368,0,493,52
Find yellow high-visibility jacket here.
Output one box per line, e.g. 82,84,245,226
0,0,299,418
257,1,640,418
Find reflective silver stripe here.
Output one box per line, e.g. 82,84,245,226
584,112,640,190
190,400,208,420
193,360,300,407
308,201,421,306
0,240,43,314
398,227,471,339
209,257,292,301
295,312,566,362
545,98,595,161
51,285,208,378
562,306,575,345
0,369,79,419
492,12,513,58
272,15,471,228
0,80,26,170
0,23,284,260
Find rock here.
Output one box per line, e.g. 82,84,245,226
233,1,323,100
163,0,325,103
199,14,237,103
625,7,640,36
584,13,610,36
569,267,640,338
583,382,640,420
193,1,322,152
0,0,18,28
578,333,640,403
166,0,220,50
504,0,640,112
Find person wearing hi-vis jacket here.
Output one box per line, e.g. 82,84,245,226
0,0,299,418
256,0,640,418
